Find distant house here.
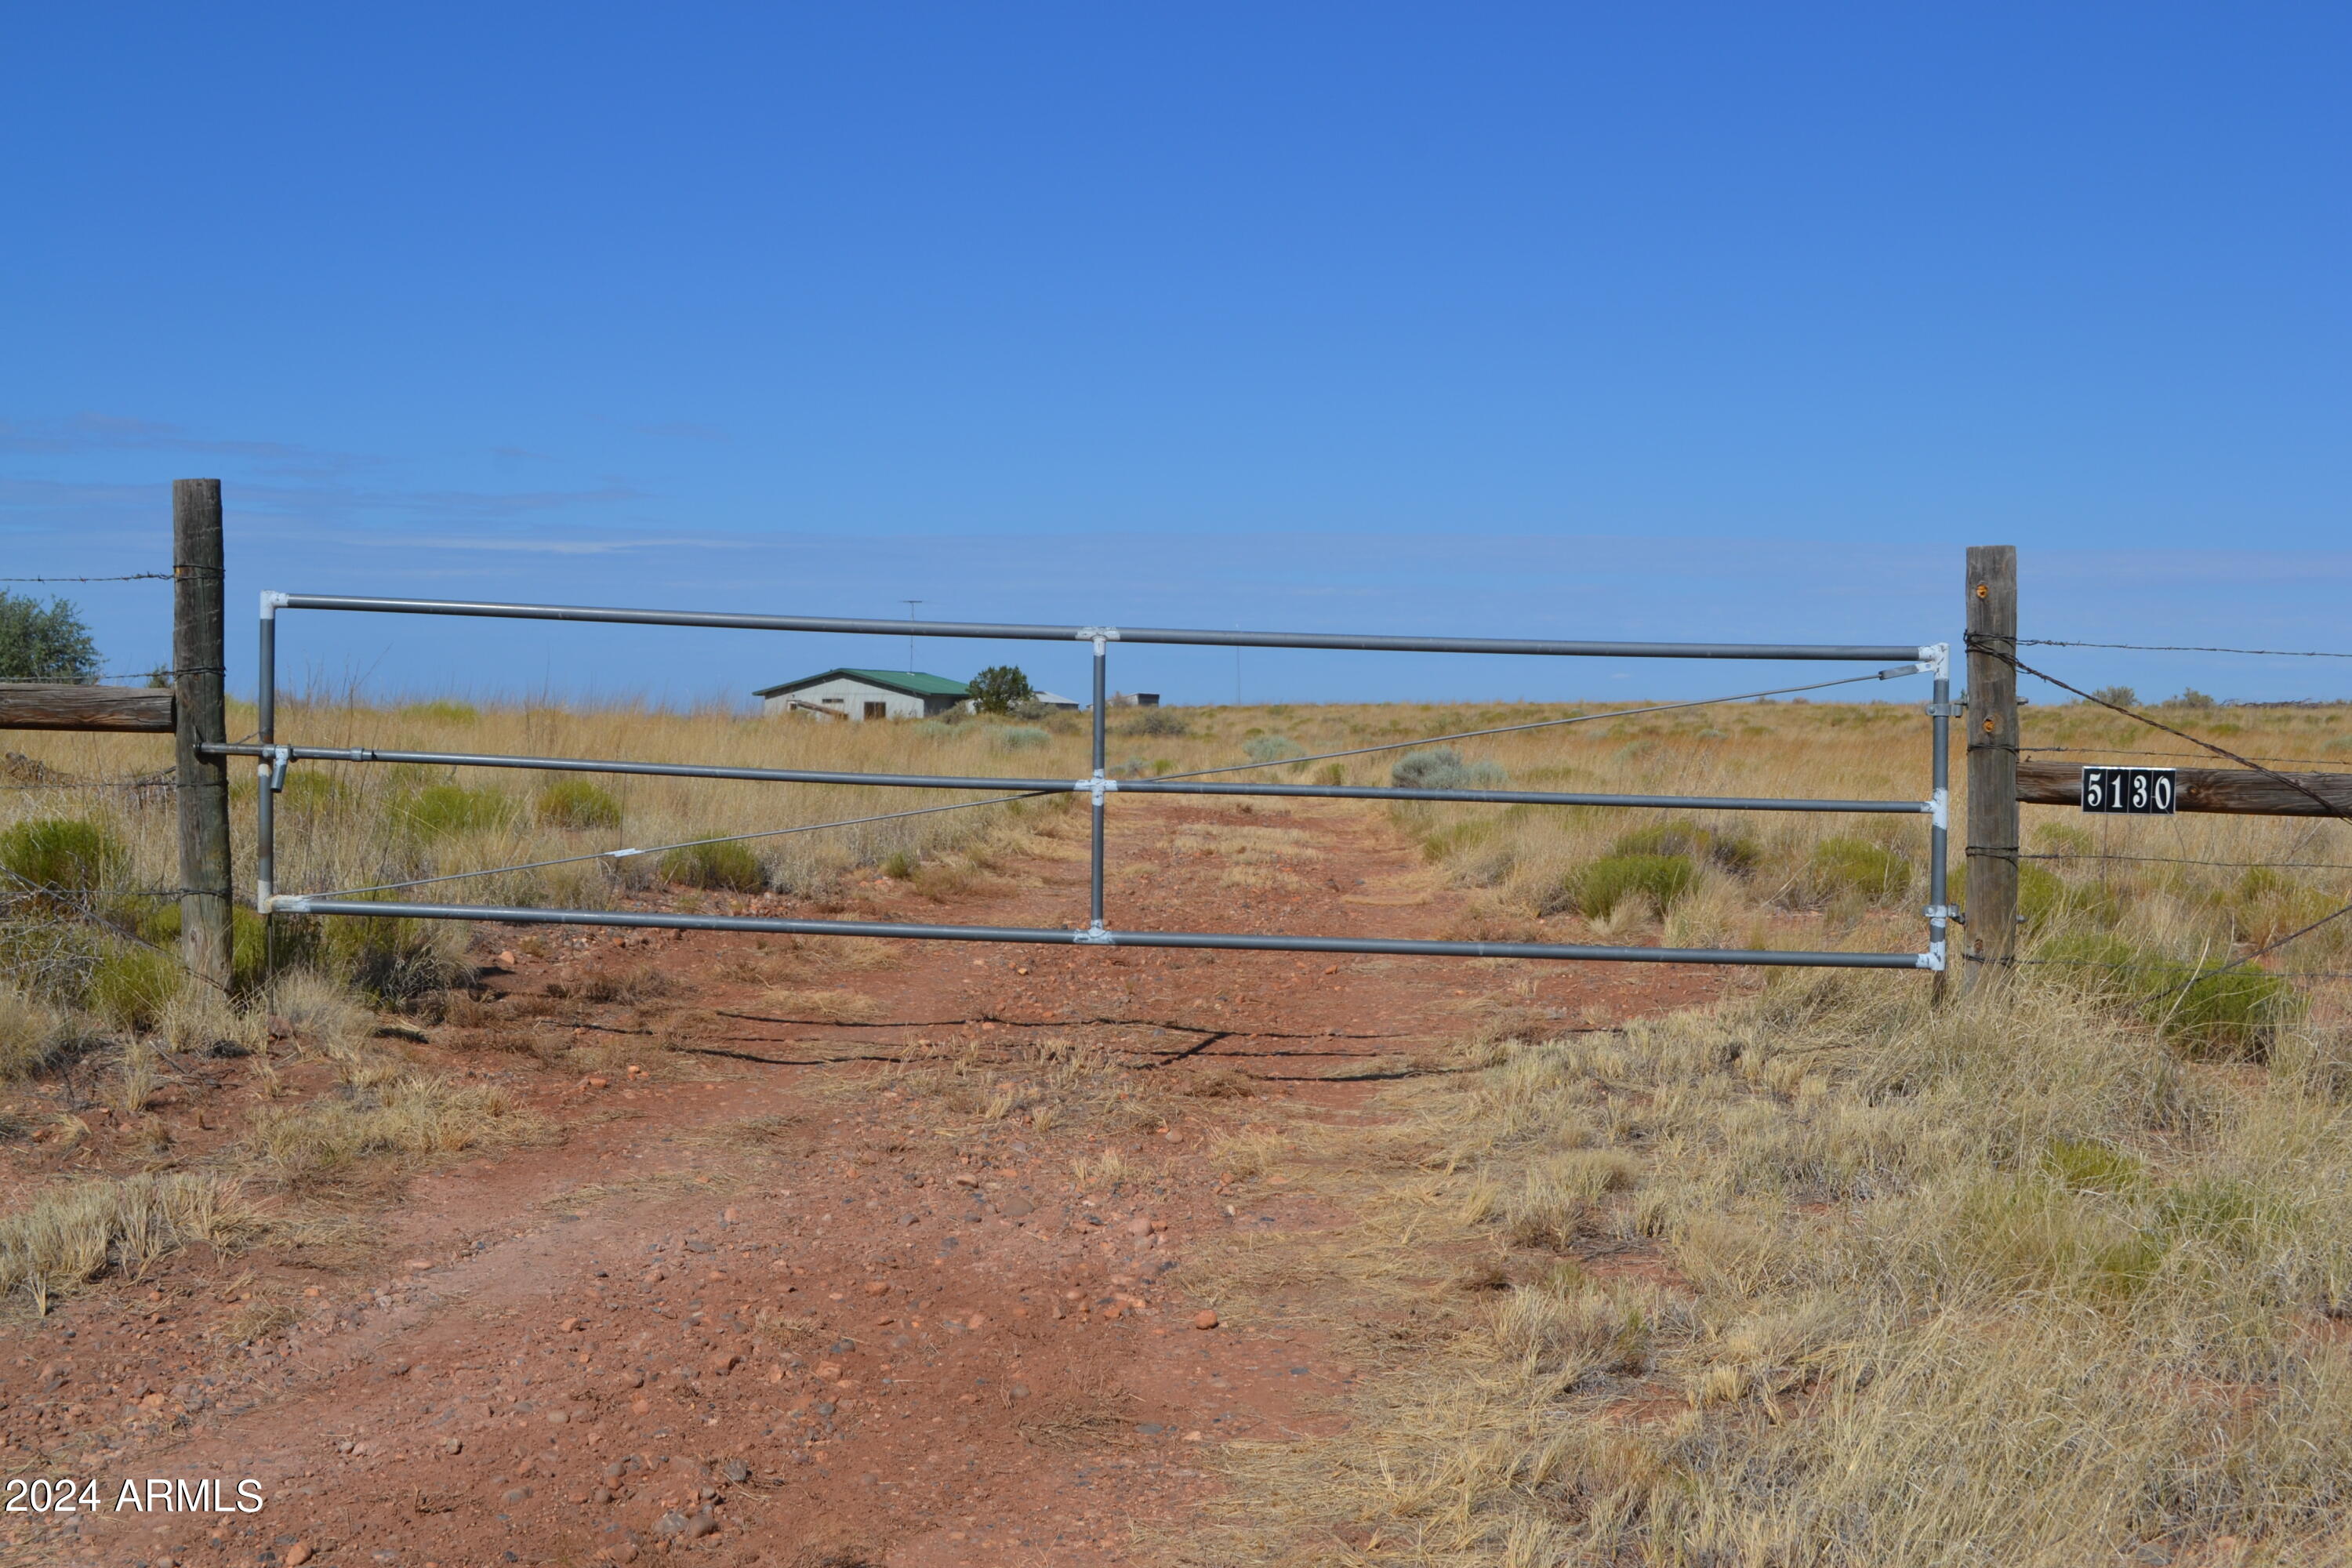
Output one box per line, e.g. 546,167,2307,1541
754,669,969,720
1029,690,1082,712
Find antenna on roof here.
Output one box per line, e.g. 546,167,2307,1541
902,601,924,672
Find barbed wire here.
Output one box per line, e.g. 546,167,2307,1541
1974,639,2352,822
1971,638,2352,991
2021,746,2352,768
2022,851,2352,873
0,572,172,584
2017,637,2352,659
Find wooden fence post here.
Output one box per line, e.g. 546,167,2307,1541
1964,545,2019,983
173,479,233,991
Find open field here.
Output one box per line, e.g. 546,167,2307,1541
2,695,2349,1565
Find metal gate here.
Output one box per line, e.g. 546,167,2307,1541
208,593,1952,972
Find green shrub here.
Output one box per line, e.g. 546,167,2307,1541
1805,837,1912,905
2037,931,2299,1059
1244,734,1307,766
991,726,1050,752
1613,818,1760,875
881,850,916,880
535,778,623,830
660,840,766,893
2038,1138,2144,1194
2159,966,2297,1060
1555,854,1695,920
85,946,180,1029
1390,746,1507,791
140,903,296,996
0,818,127,896
401,785,517,837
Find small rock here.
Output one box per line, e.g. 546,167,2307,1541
443,1438,463,1454
561,1317,585,1333
1125,1216,1155,1237
719,1457,750,1483
496,949,516,966
949,1173,980,1188
996,1193,1036,1218
863,1280,890,1296
1193,1310,1220,1330
652,1511,691,1537
593,1486,614,1504
586,1076,610,1089
403,1258,434,1272
706,1352,741,1376
285,1545,314,1568
503,1486,532,1504
547,1410,569,1424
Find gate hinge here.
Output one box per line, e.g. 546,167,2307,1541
1073,924,1116,946
1924,904,1963,924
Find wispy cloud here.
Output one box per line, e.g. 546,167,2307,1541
0,412,375,478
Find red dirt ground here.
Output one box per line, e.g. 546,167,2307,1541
1,797,1733,1568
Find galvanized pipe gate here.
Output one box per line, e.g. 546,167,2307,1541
206,593,1953,972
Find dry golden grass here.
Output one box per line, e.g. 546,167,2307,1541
0,1172,266,1316
1181,973,2352,1566
241,1069,539,1190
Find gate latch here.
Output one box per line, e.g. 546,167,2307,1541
262,745,292,793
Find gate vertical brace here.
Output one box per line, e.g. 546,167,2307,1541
172,479,233,991
1964,545,2019,985
256,589,285,991
1929,661,1951,1002
1088,637,1108,933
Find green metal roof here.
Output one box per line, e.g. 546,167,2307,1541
753,667,971,699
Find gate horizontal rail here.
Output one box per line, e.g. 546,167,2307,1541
278,898,1935,969
249,591,1954,975
202,741,1933,815
269,593,1930,662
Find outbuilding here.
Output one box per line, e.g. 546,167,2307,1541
754,668,970,720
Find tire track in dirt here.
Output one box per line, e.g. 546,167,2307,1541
9,796,1734,1568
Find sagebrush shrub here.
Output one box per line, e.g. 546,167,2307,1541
535,778,623,830
661,840,766,893
1554,853,1695,920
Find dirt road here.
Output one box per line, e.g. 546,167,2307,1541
3,796,1729,1567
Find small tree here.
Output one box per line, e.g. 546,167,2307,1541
967,665,1035,715
0,592,100,683
2087,685,2138,709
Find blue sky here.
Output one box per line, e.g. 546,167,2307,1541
5,5,2347,707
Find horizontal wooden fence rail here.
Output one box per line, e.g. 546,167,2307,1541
2019,758,2352,817
0,682,174,733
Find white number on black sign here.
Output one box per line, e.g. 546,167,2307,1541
2081,766,2176,815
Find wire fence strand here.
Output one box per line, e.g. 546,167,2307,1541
2018,637,2352,659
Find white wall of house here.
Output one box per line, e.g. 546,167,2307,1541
760,675,934,720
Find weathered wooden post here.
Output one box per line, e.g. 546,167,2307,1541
173,479,234,990
1964,545,2019,984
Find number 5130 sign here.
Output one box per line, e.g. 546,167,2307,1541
2082,765,2177,815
